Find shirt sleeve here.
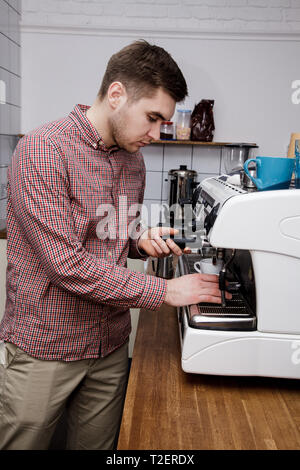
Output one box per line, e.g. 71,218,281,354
11,135,167,311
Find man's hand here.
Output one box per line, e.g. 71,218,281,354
138,227,191,258
164,273,232,307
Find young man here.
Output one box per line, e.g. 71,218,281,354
0,40,229,450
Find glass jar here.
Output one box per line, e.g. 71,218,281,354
176,109,191,140
160,121,174,140
223,144,258,174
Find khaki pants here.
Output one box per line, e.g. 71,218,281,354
0,341,129,450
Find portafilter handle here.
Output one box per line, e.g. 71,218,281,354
219,269,227,307
161,235,197,249
218,249,236,307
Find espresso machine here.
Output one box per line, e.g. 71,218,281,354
176,174,300,379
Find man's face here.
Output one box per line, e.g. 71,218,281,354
109,87,176,154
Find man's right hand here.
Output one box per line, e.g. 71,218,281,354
164,274,232,307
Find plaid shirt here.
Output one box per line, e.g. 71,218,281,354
0,104,167,361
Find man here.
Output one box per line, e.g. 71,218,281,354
0,40,230,450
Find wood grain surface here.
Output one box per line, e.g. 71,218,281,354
118,300,300,450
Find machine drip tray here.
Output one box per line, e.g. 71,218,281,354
197,293,249,316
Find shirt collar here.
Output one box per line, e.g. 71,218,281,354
69,104,119,153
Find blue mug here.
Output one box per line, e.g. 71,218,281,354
244,156,295,191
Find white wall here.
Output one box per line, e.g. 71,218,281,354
20,0,300,34
21,34,300,157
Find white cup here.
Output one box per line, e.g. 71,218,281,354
194,258,224,275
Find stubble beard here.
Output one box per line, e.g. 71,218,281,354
109,107,138,154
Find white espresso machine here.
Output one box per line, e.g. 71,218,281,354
176,175,300,379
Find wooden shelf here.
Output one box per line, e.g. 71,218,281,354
151,140,257,147
18,135,257,147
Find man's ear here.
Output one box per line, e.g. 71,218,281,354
107,81,127,110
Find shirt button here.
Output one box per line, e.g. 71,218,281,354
108,251,113,258
93,143,98,149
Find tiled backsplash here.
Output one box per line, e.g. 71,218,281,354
141,143,222,227
0,0,21,230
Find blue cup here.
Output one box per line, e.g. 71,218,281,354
244,156,295,191
295,140,300,189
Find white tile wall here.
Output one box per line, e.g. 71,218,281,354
8,41,21,76
144,170,163,200
0,103,11,135
10,103,20,134
143,143,222,226
0,34,10,71
0,163,8,198
0,102,20,134
0,67,21,106
197,172,219,183
21,0,300,34
163,144,192,172
9,0,21,14
0,134,18,164
192,146,221,174
0,1,9,37
0,197,7,230
8,5,20,45
0,0,21,229
161,171,169,202
0,79,5,104
142,144,163,172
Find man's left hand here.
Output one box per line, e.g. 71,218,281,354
138,227,191,258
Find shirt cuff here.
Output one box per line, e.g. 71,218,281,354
135,274,168,311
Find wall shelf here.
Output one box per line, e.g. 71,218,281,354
151,140,257,147
18,135,258,148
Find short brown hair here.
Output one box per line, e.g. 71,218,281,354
98,40,188,103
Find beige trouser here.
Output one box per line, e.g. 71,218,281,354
0,341,129,450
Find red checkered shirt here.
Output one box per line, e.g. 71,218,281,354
0,104,167,361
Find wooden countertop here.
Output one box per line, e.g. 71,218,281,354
118,276,300,450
